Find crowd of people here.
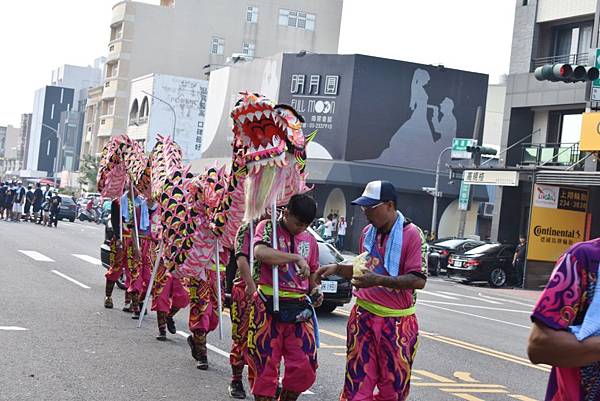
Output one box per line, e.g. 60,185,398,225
0,180,63,227
101,181,429,401
314,213,348,251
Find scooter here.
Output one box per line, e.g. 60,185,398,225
78,209,97,222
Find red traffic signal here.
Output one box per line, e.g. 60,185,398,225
534,63,599,83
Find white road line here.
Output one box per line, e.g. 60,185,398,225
437,291,503,305
50,270,91,289
176,330,315,395
0,326,29,331
418,300,530,314
18,250,54,262
72,254,102,265
62,222,100,230
418,302,531,329
477,292,536,308
417,290,459,300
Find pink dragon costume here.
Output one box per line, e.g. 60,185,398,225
227,93,318,401
97,135,153,317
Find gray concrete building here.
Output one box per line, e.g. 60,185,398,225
491,0,600,287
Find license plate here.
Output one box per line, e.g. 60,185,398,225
454,261,463,268
321,281,338,293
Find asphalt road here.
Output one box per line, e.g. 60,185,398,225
0,219,549,401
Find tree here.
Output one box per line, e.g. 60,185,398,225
78,154,99,190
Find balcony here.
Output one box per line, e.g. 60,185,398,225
520,142,583,169
531,52,589,71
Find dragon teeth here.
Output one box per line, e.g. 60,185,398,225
255,111,263,119
246,112,255,122
238,115,247,123
263,110,271,118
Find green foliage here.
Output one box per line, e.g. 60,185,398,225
78,154,99,190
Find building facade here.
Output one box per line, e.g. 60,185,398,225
127,73,209,160
491,0,600,287
19,113,32,171
198,53,489,249
1,126,23,176
27,86,74,177
85,0,343,156
51,60,105,110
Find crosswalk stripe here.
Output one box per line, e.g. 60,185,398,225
437,291,503,305
72,254,102,265
417,290,459,300
18,250,54,262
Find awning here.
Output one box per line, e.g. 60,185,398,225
535,170,600,186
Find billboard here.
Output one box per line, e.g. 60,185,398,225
527,184,589,262
278,54,489,170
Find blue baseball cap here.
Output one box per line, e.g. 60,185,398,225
352,180,397,207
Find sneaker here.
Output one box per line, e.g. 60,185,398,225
156,331,167,341
122,303,132,313
104,297,113,309
131,312,140,320
228,380,246,399
197,355,208,370
166,316,177,334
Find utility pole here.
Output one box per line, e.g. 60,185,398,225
430,146,452,239
142,90,177,142
457,106,483,238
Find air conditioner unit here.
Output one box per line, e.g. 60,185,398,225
227,53,253,64
482,202,494,217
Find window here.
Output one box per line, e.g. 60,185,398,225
552,22,593,61
106,61,119,78
110,23,123,41
243,42,255,57
129,99,139,122
211,37,225,55
246,6,258,23
279,9,316,31
60,89,64,103
522,0,528,5
140,97,149,118
50,104,55,119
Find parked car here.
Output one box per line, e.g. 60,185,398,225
57,194,77,222
446,243,517,287
316,240,353,313
427,238,484,276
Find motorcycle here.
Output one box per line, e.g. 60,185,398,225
78,209,97,222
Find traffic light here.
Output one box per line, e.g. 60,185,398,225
466,146,497,156
466,146,497,168
534,63,599,83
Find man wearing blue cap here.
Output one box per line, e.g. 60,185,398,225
318,180,427,401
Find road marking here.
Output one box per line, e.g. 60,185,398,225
477,292,536,308
451,394,486,401
62,222,100,230
508,395,538,401
50,270,91,289
417,290,459,300
0,326,29,331
72,254,102,265
437,291,503,305
413,383,504,388
18,250,54,262
441,388,508,393
175,330,316,394
418,299,531,314
418,302,532,327
454,372,479,383
320,321,550,373
319,343,346,349
420,331,551,372
412,370,455,383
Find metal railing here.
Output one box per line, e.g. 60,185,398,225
520,142,581,168
531,52,589,70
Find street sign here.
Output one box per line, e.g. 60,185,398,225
594,48,600,88
463,170,519,186
451,138,477,159
458,181,471,211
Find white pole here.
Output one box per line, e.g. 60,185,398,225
119,200,123,242
249,220,254,276
138,241,163,328
130,181,140,251
271,202,279,312
215,238,224,340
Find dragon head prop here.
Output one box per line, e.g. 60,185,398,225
231,92,315,222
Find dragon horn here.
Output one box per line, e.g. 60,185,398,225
305,129,318,145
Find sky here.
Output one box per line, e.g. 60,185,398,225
0,0,516,127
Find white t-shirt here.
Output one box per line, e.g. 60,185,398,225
338,221,347,236
324,220,333,237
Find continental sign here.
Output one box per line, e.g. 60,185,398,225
527,185,588,262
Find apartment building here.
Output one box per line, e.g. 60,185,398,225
86,0,343,156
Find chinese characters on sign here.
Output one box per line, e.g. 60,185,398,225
463,170,519,186
289,73,340,131
195,86,208,151
557,187,589,212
